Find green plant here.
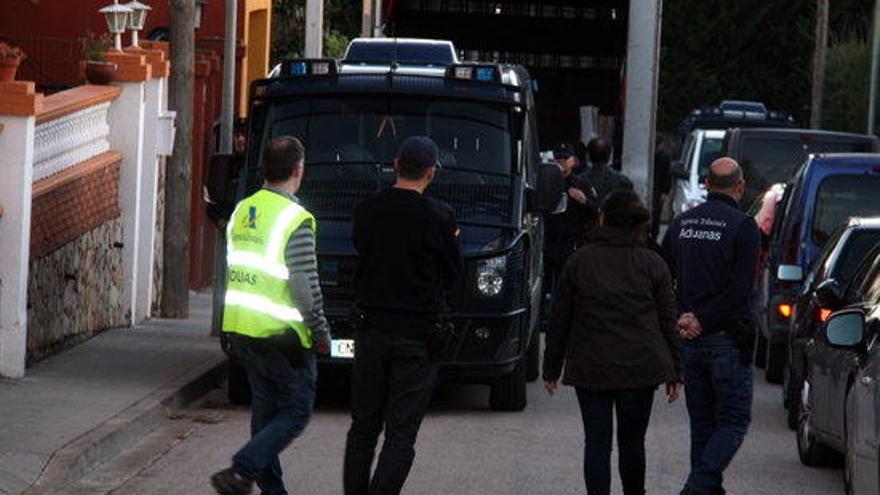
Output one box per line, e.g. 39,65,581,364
0,42,24,61
822,36,870,133
80,32,112,62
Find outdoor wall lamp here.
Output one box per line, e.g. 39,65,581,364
99,0,133,51
195,0,208,30
124,1,152,48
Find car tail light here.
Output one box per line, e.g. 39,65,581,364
817,308,832,323
778,303,793,319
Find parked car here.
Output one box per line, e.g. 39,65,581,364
798,245,880,469
784,218,880,429
669,129,725,216
723,128,879,210
756,153,880,384
677,100,796,141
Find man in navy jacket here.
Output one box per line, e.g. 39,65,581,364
663,158,760,495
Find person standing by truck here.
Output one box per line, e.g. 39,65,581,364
211,136,331,495
663,158,760,495
343,136,463,495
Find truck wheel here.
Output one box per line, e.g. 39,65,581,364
490,357,527,412
228,359,251,406
526,329,540,383
766,343,785,384
755,332,768,369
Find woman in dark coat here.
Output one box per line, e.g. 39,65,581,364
543,190,681,495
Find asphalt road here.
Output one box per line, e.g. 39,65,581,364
90,363,844,495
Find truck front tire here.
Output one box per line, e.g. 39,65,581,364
490,356,527,411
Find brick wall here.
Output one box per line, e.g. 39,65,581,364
26,152,126,362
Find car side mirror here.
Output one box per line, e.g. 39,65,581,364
205,153,239,224
814,278,844,310
670,161,689,180
534,163,566,213
777,264,804,282
825,310,867,350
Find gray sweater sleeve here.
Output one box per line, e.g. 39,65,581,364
286,223,331,343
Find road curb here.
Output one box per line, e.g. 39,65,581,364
22,354,228,494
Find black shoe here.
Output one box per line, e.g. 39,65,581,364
211,468,253,495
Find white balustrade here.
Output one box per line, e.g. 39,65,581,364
32,102,112,182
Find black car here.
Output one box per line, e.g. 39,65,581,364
798,245,880,467
208,40,563,412
825,294,880,495
785,219,880,429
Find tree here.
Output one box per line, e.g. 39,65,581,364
811,0,829,129
162,0,195,318
271,0,361,64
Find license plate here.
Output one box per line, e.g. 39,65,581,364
331,339,355,359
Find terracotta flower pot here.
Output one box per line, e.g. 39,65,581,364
0,57,21,82
84,61,117,85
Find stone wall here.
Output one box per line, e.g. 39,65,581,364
27,218,126,362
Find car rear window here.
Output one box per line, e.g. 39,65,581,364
739,135,874,194
831,230,880,285
812,175,880,245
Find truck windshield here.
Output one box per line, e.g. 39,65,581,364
260,97,515,225
812,175,880,245
264,97,512,174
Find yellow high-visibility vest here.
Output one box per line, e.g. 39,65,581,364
222,189,316,348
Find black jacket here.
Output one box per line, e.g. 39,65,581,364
545,174,599,270
543,227,681,390
582,162,634,204
662,192,761,329
353,188,464,336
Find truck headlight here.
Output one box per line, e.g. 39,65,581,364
476,256,506,296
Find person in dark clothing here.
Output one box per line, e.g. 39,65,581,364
651,135,672,239
662,158,760,495
343,136,463,495
544,190,681,495
545,143,599,287
581,137,633,204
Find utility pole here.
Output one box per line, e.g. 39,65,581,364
621,0,663,205
810,0,829,129
162,0,195,318
220,0,237,154
362,0,373,38
869,0,880,135
305,0,324,58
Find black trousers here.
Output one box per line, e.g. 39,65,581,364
343,327,438,495
576,387,656,495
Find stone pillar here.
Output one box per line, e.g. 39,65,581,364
129,48,169,322
0,82,42,378
106,51,152,325
621,0,663,204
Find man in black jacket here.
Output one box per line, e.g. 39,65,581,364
581,137,633,204
663,158,760,495
343,136,463,495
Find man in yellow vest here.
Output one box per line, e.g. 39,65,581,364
212,136,330,495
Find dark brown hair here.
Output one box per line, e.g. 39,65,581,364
263,136,305,182
601,190,651,231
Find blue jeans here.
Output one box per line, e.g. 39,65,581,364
682,334,752,495
232,340,317,495
576,388,655,495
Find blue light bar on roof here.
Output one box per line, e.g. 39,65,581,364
446,64,501,83
282,58,339,77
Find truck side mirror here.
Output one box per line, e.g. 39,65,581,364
534,163,565,213
205,153,239,224
814,278,844,310
670,161,689,180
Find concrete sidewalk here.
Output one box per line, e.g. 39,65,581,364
0,292,226,495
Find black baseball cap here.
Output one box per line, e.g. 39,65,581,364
554,143,575,160
397,136,440,170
